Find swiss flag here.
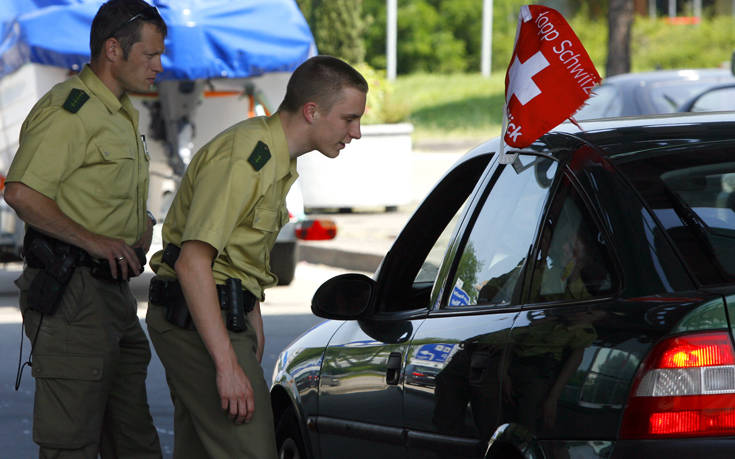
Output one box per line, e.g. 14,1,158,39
504,5,600,148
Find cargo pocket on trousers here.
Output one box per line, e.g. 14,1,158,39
31,354,105,449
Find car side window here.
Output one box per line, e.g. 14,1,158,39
447,155,557,307
528,177,615,303
414,196,471,284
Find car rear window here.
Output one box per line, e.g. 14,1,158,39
614,143,735,286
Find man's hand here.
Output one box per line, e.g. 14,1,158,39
216,356,255,424
84,233,141,280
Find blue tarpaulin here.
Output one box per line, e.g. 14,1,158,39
0,0,316,80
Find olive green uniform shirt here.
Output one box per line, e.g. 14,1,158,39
7,65,149,245
150,113,298,299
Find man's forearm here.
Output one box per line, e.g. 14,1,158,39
5,182,97,250
176,240,239,369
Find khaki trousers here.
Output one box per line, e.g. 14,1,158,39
146,302,277,459
16,267,161,459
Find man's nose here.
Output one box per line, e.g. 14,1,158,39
153,56,163,73
350,122,361,140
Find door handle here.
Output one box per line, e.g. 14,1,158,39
386,351,402,385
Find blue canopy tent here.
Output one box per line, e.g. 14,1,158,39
0,0,316,175
0,0,316,80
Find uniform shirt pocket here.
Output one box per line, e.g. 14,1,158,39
86,141,135,200
252,206,279,232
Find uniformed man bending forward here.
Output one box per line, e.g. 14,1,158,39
4,1,166,458
146,56,368,458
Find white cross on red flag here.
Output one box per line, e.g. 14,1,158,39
504,5,600,148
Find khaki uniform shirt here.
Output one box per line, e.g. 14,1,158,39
150,113,298,299
7,65,149,245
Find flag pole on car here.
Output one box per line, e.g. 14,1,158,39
499,4,601,163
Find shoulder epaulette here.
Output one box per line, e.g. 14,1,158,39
62,88,89,113
247,140,271,171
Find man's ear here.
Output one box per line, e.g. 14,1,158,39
303,102,319,123
104,37,121,62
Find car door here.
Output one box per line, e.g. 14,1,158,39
316,153,494,459
499,145,702,458
403,153,560,458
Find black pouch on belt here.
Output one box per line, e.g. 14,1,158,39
149,277,193,329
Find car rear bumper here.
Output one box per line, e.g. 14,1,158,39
611,437,735,458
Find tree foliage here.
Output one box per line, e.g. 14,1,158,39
297,1,734,76
296,0,366,64
361,0,527,75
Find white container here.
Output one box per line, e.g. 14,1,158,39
297,122,413,211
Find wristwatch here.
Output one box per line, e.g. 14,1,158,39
146,210,157,226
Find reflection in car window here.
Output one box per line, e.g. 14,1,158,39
574,84,622,120
615,145,735,286
447,156,557,307
415,195,472,283
528,178,614,302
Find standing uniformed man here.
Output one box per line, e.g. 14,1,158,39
146,55,368,458
4,1,166,457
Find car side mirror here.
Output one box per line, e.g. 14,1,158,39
311,273,375,320
294,219,337,241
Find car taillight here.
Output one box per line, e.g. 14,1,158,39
0,174,5,192
620,331,735,438
294,219,337,241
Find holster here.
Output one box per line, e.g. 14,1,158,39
149,276,256,332
23,228,88,315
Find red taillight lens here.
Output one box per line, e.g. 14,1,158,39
657,334,735,368
294,219,337,241
620,332,735,439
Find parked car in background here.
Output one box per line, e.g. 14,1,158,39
575,68,735,120
679,82,735,112
271,112,735,458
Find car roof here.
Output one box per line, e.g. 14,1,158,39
600,68,735,87
462,111,735,164
550,111,735,158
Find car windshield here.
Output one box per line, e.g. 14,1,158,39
614,143,735,286
647,78,731,113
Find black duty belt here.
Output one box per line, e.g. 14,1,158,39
149,277,256,314
23,227,145,282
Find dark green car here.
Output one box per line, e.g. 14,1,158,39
271,112,735,459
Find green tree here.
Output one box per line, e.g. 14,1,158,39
455,242,483,304
296,0,366,64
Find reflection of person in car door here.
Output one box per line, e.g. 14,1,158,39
432,334,508,443
501,309,601,435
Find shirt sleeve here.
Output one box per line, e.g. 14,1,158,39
181,145,262,253
6,106,85,200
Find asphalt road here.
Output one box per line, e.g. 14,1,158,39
0,262,354,457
